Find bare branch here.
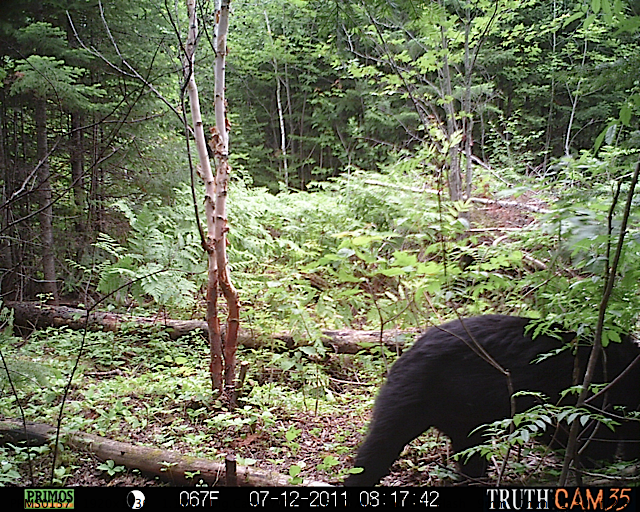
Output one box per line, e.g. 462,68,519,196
66,6,184,121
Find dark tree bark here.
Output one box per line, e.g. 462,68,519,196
0,96,14,298
0,94,28,300
34,97,58,303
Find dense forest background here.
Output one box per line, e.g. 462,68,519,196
1,0,640,488
1,0,639,307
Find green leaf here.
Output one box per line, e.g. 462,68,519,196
285,427,301,442
563,11,585,28
351,236,375,246
391,251,418,267
619,103,631,126
582,14,597,30
289,465,302,477
377,267,407,277
594,124,609,151
605,125,618,145
298,346,318,356
336,248,355,259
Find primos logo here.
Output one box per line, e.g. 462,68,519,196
24,489,75,509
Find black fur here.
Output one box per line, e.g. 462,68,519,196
345,315,640,486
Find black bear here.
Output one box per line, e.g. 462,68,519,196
345,315,640,486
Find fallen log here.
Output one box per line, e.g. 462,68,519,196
6,301,415,354
7,301,207,340
0,418,328,487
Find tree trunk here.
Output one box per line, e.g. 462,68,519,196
89,116,103,233
212,0,240,398
1,109,27,301
0,98,14,298
264,11,288,188
70,112,86,236
66,15,87,242
559,160,640,485
34,97,58,303
542,0,558,172
463,14,474,201
184,0,224,393
564,37,588,157
184,0,239,396
439,26,461,201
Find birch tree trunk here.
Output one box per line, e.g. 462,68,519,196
213,0,240,397
184,0,239,396
264,11,288,188
184,0,221,392
564,36,588,156
543,0,558,172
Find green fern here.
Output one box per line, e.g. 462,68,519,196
0,356,56,390
95,196,206,309
1,306,57,391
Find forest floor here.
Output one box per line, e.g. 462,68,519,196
11,198,631,488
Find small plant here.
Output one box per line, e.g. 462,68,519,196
284,426,302,455
184,470,201,481
0,447,21,485
97,460,126,477
52,465,75,485
457,399,622,479
316,455,340,475
288,464,303,485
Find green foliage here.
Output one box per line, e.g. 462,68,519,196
3,0,640,305
0,444,52,486
11,55,104,108
528,153,640,334
0,447,22,485
227,181,354,269
0,315,380,485
284,425,302,454
300,165,531,327
96,459,126,477
459,398,621,477
2,0,640,487
11,22,103,107
14,21,92,69
1,305,59,392
94,194,205,310
0,353,58,391
288,464,303,485
52,465,75,486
